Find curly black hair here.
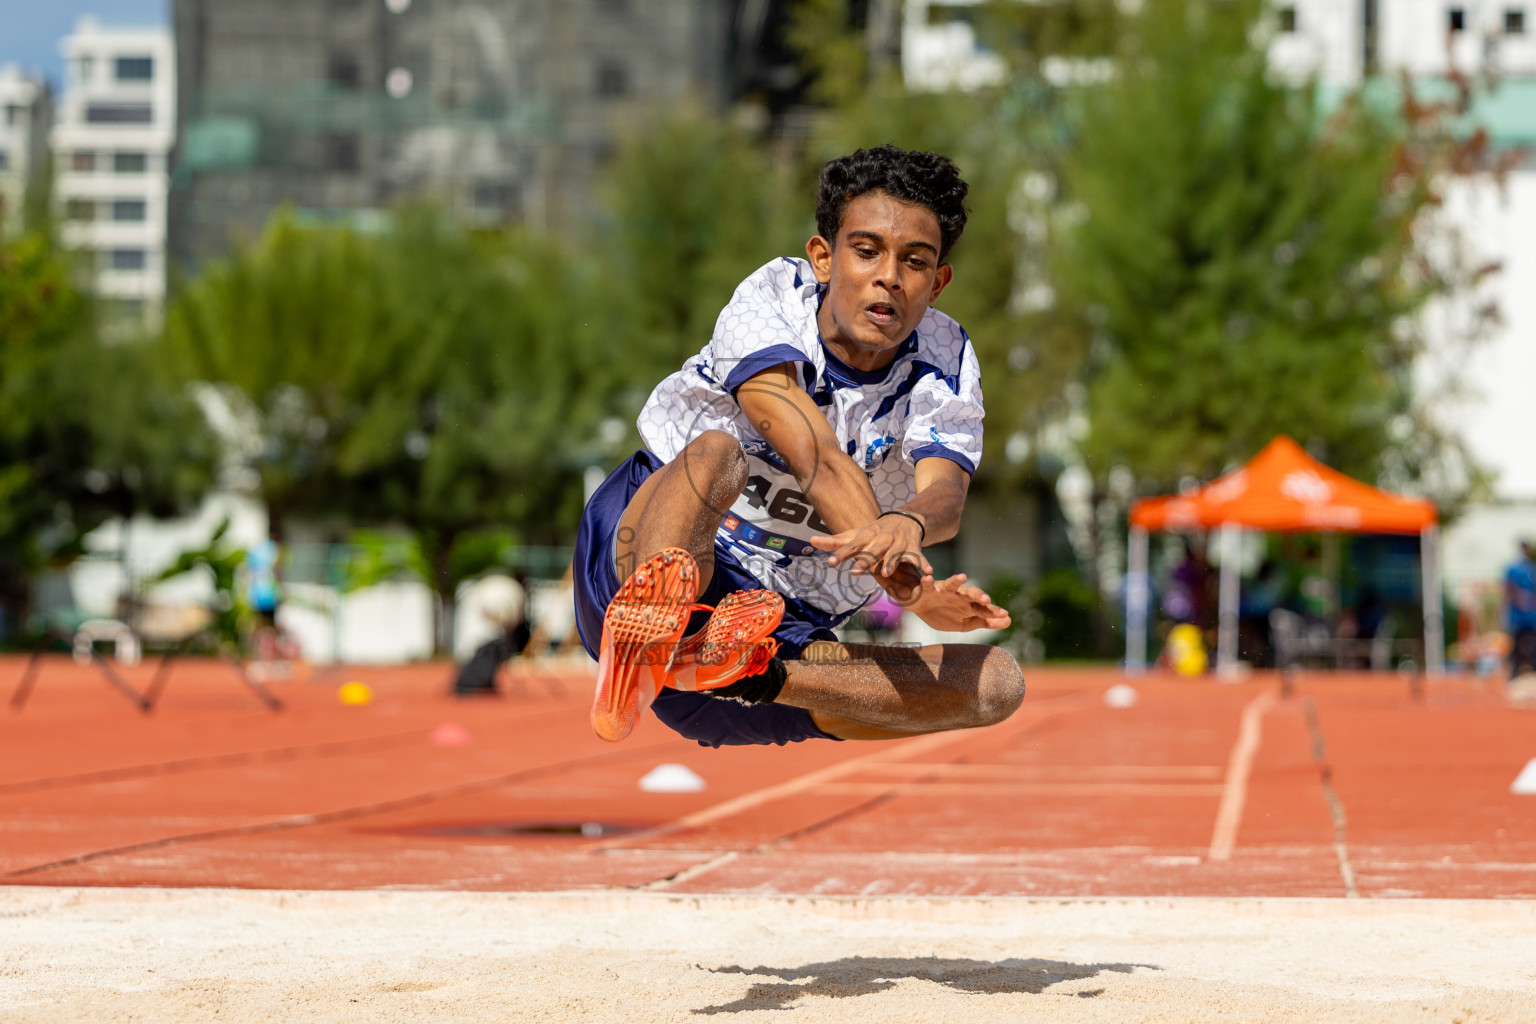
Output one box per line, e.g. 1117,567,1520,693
815,145,969,262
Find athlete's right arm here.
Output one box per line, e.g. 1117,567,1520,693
734,364,927,582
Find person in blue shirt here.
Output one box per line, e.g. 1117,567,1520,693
244,529,281,630
1506,539,1536,678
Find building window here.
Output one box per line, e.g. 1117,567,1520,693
3,104,17,126
71,151,96,172
1278,5,1298,32
1449,7,1466,31
113,151,148,173
472,179,518,213
102,298,146,323
0,149,9,171
86,103,153,125
65,199,96,221
111,199,148,222
596,60,629,98
327,134,360,172
74,56,94,83
1508,8,1527,33
329,54,361,90
109,249,147,271
114,56,154,81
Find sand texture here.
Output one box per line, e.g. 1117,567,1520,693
2,887,1535,1022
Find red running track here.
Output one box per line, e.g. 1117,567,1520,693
1,655,1533,897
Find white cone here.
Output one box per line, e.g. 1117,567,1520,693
1104,683,1139,709
1512,758,1536,796
639,763,706,793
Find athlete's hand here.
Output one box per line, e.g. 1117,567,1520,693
908,573,1011,632
810,513,932,579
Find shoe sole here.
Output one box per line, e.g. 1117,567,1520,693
592,547,699,741
670,590,785,692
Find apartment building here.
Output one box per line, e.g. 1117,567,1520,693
50,17,176,320
903,0,1536,87
1269,0,1536,80
169,0,739,266
0,64,51,236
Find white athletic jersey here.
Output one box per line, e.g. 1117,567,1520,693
637,257,985,622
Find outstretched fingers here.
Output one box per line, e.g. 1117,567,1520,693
809,525,932,577
925,573,1011,629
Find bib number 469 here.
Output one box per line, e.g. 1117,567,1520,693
742,475,830,532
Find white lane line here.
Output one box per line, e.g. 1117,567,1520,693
1207,689,1279,862
815,782,1226,797
852,763,1223,780
1300,695,1360,898
639,850,739,891
597,690,1099,852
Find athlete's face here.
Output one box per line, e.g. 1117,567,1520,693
808,190,953,372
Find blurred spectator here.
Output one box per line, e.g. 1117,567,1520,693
1238,559,1283,667
865,593,904,639
1505,539,1536,678
244,526,281,632
840,592,904,645
1162,537,1213,628
523,567,583,660
1335,586,1386,670
242,525,301,677
452,574,531,697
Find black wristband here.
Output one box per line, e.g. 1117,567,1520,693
879,509,926,543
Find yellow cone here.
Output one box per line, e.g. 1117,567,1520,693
338,681,373,706
1167,624,1208,677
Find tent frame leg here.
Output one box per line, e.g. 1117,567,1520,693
1125,526,1150,675
1421,524,1444,676
1216,524,1242,679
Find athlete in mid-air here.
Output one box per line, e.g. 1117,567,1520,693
573,144,1024,745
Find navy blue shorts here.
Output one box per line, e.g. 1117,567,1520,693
573,450,843,748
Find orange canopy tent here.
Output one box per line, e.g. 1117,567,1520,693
1123,436,1443,675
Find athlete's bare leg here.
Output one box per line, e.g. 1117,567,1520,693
614,429,747,595
613,431,1024,739
777,641,1025,740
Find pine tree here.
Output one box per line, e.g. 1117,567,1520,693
1053,0,1454,487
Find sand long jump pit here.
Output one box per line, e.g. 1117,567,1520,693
3,888,1535,1022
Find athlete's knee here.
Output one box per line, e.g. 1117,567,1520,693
686,430,746,475
683,430,748,500
972,647,1025,726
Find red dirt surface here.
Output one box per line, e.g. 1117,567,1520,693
2,655,1533,897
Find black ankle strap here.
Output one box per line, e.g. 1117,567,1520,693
703,657,786,705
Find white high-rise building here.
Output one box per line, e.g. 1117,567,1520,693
0,64,50,237
51,16,175,321
1267,0,1536,80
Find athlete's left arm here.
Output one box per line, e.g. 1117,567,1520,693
809,455,968,569
904,456,970,544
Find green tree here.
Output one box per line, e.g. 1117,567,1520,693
164,208,616,653
781,0,1491,658
1053,0,1461,487
602,106,809,400
0,229,216,638
785,0,1117,488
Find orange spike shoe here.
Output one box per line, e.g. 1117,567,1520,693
668,589,785,693
592,547,700,741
